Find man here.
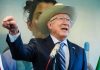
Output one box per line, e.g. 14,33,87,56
2,0,57,70
2,4,87,70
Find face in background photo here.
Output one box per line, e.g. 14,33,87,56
24,0,57,38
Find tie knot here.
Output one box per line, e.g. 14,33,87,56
60,42,65,48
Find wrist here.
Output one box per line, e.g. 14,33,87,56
9,29,19,35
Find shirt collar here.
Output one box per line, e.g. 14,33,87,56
61,39,68,46
50,34,68,46
50,34,60,44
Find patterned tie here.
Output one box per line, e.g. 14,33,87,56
56,42,66,70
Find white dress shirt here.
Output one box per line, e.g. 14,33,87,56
8,32,20,42
0,54,4,70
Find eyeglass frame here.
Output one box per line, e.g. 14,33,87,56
49,17,72,22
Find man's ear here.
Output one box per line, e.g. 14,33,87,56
27,21,32,31
47,22,52,30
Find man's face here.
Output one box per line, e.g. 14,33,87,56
27,2,54,38
47,14,72,40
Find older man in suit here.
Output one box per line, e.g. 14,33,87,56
2,4,87,70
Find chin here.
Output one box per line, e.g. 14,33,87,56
61,33,68,36
60,34,67,38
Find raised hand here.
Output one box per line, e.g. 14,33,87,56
2,16,19,35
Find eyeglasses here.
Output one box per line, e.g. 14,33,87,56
49,17,71,22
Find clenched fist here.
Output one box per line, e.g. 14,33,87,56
2,16,19,35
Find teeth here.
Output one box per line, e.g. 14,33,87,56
61,28,67,30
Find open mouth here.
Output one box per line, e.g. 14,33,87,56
61,28,68,31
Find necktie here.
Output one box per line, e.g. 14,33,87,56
56,42,66,70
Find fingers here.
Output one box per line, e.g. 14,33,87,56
2,16,16,29
3,16,14,22
2,16,19,35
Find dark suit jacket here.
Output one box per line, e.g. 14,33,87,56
6,35,87,70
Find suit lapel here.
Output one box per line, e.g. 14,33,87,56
67,40,76,70
45,35,55,54
44,36,55,69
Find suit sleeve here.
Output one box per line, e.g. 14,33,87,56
6,34,38,62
